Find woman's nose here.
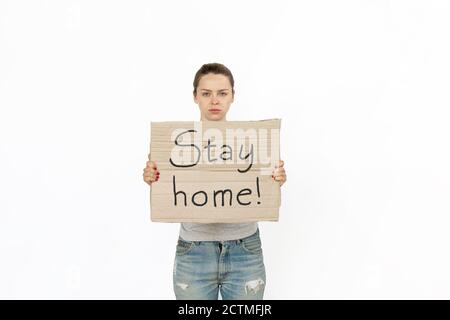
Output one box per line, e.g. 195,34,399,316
211,96,219,104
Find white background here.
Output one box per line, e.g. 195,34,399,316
1,0,450,299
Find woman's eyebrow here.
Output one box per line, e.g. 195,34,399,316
200,89,230,92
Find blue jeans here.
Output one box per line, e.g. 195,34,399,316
173,228,266,300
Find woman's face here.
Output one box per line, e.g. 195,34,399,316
194,73,234,121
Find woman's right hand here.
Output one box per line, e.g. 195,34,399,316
143,154,159,186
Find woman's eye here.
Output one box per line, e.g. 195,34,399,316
220,92,227,96
202,93,210,96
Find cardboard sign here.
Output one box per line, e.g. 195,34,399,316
149,119,281,223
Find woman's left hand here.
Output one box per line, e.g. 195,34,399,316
272,160,287,187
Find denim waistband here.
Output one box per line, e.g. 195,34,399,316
181,228,259,246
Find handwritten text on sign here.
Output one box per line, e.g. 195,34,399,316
150,119,281,223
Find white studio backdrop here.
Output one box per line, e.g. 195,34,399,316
1,0,450,299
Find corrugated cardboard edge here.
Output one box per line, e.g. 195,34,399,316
149,118,282,223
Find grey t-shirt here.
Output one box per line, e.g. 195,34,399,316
179,222,258,241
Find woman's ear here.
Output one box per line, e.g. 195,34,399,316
193,92,198,104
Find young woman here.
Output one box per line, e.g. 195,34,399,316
143,63,287,300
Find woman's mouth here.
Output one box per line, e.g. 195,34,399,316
208,109,222,113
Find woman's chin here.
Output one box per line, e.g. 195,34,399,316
206,114,225,121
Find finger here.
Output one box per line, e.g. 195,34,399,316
145,165,159,173
143,174,153,180
274,160,284,170
145,176,157,183
143,172,153,179
148,171,160,178
273,168,285,176
146,171,160,179
144,170,156,177
146,172,159,179
274,174,286,181
143,174,153,184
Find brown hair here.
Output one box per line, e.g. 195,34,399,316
193,63,235,97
